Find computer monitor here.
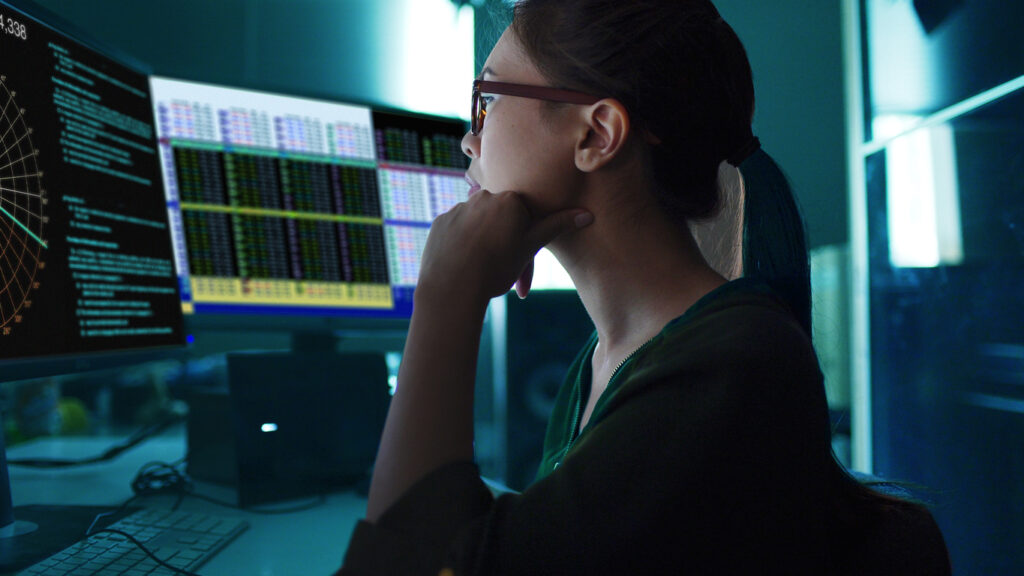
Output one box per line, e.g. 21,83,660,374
0,11,185,377
0,0,185,567
148,76,470,345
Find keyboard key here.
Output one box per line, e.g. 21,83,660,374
176,549,202,561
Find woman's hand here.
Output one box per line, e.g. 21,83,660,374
366,190,590,521
417,189,593,305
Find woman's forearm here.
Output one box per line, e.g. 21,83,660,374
365,288,489,522
364,191,591,522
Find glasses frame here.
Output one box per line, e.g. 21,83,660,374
471,79,602,136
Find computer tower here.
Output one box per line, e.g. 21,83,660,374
186,352,389,507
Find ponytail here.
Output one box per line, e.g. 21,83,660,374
736,148,812,336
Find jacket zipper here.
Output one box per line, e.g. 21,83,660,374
555,335,658,468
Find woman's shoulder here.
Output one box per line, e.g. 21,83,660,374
661,277,815,363
614,278,824,410
691,277,802,323
592,278,825,433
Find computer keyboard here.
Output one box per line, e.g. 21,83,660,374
17,508,248,575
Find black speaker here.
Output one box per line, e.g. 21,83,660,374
505,291,593,490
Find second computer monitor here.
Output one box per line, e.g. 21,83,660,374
149,77,470,327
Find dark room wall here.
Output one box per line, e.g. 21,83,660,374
715,1,848,250
25,0,392,107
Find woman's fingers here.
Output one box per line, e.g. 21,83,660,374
513,204,593,299
514,259,534,299
419,189,593,302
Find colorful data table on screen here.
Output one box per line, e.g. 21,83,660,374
150,77,469,320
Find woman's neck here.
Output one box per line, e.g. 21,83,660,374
553,195,726,362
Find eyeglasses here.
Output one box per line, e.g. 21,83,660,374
471,79,602,136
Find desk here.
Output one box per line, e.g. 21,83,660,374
6,429,366,575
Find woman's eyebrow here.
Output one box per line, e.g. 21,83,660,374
479,66,497,80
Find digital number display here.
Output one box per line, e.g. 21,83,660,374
0,11,27,40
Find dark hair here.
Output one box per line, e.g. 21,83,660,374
511,0,810,334
738,150,811,335
511,0,755,222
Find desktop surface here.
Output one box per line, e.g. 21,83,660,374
5,429,366,576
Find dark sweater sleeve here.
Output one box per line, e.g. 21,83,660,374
443,369,832,575
337,461,493,575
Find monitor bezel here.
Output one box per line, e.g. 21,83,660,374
3,0,154,75
0,346,186,384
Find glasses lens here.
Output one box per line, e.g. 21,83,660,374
471,88,482,135
471,89,478,135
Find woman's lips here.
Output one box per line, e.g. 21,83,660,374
465,174,481,196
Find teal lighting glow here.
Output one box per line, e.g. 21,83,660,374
865,73,1024,156
380,0,474,119
876,115,963,268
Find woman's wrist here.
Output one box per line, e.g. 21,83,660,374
413,276,494,317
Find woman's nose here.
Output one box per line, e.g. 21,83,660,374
461,130,479,159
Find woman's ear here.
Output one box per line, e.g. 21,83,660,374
575,98,630,173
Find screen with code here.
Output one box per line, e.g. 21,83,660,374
150,77,469,321
0,1,184,362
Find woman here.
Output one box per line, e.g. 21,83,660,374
339,1,949,574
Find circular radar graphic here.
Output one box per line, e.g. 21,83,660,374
0,74,47,335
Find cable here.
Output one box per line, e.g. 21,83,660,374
185,491,329,514
128,458,329,514
85,528,203,576
131,459,191,510
80,497,201,576
7,411,186,468
131,460,191,495
14,419,332,574
85,494,142,535
78,460,328,575
42,457,330,576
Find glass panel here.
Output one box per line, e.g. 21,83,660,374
866,86,1024,575
865,0,1024,129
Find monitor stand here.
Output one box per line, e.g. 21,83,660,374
0,504,138,572
0,441,37,538
288,327,407,356
291,330,341,353
0,423,139,571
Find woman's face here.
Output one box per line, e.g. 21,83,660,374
461,29,585,218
